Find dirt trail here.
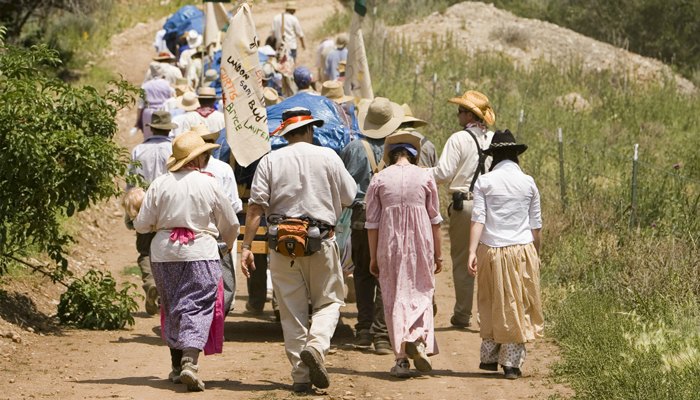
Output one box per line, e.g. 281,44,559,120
0,2,569,399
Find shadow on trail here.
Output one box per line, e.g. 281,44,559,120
111,333,162,346
0,289,61,334
223,315,355,343
79,376,283,392
328,367,506,382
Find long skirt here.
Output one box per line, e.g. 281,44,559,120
477,243,544,344
151,259,224,355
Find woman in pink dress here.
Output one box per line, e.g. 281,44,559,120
365,130,444,378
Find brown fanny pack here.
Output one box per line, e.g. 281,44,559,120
268,216,333,259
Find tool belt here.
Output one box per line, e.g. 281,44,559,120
267,215,334,259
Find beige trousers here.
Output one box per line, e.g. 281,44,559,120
269,239,345,384
448,200,476,324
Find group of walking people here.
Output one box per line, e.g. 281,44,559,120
122,1,544,394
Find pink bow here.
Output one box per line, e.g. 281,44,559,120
169,228,196,245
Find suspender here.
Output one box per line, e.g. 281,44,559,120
360,139,379,174
465,129,486,193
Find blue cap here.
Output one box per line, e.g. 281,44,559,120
293,66,313,88
388,143,418,157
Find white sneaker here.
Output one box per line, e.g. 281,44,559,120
390,359,411,378
405,340,432,373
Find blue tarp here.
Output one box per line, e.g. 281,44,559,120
267,92,354,153
163,6,204,55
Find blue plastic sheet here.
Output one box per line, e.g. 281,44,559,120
267,92,354,153
163,6,204,54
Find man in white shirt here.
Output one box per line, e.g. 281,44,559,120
171,87,225,137
429,90,495,329
271,1,305,60
241,107,356,394
128,110,176,316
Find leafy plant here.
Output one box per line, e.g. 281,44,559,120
58,269,139,330
0,29,137,276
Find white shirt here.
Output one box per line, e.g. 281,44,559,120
250,142,357,226
143,63,183,85
130,136,172,185
430,126,493,193
153,29,169,53
271,12,304,50
471,160,542,247
204,158,243,214
134,170,239,262
171,110,225,137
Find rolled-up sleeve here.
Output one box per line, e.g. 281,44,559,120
249,154,271,209
425,173,443,225
364,177,381,229
430,133,462,185
529,179,543,229
471,178,486,224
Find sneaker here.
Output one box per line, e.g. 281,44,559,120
145,286,159,316
300,347,330,389
479,362,498,371
354,329,372,348
179,359,205,391
450,315,470,328
405,340,432,373
503,366,522,380
389,359,411,378
168,367,182,383
373,339,393,355
292,382,310,393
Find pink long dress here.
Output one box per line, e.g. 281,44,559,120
365,163,443,359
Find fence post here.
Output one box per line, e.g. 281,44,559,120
381,32,387,76
412,64,420,102
557,128,567,210
516,108,524,136
429,73,437,122
455,81,461,95
629,143,639,230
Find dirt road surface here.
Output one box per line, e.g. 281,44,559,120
0,2,570,399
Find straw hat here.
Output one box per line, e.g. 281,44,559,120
190,124,218,142
271,107,324,137
400,103,427,128
263,87,282,105
285,1,297,10
166,131,220,172
185,30,202,48
153,51,176,62
203,69,219,85
448,90,495,126
173,77,191,96
321,80,353,104
358,97,405,139
177,92,200,112
483,129,527,156
382,129,423,165
147,110,177,130
335,34,348,48
197,86,218,99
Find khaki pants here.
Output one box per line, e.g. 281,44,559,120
448,200,475,324
136,232,156,294
270,239,345,384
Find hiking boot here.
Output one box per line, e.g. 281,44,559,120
300,347,330,389
168,367,182,383
145,286,159,316
292,382,310,393
503,366,522,380
450,315,470,328
479,362,498,371
354,329,372,348
373,339,393,355
389,358,411,378
405,340,432,373
179,358,205,391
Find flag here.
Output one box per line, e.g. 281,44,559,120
354,0,367,17
344,12,373,100
221,3,270,167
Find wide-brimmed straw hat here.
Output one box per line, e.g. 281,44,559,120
263,87,282,105
448,90,496,126
173,77,191,96
203,69,219,84
190,124,218,142
271,107,324,137
321,80,353,104
484,129,528,155
153,51,176,62
197,86,218,99
147,110,177,130
382,129,423,165
285,1,297,10
177,92,200,111
335,34,348,48
358,97,405,139
400,103,427,128
166,131,220,172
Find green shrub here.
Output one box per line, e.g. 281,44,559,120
58,269,139,330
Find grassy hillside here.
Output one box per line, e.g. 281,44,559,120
326,6,700,398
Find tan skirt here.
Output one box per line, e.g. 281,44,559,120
477,243,544,344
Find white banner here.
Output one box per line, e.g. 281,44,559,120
221,3,270,167
344,12,374,100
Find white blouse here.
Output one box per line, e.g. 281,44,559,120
471,160,542,247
